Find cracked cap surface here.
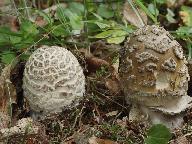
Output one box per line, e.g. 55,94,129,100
23,46,85,114
119,25,190,107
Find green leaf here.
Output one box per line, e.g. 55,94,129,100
166,8,176,23
135,0,157,24
92,12,103,21
148,4,159,16
65,9,83,30
156,0,166,4
145,124,172,144
52,24,70,37
20,20,39,37
176,26,192,37
20,53,30,61
97,4,114,19
107,36,125,44
95,30,114,38
95,29,127,44
0,26,21,37
56,6,83,31
1,51,16,64
0,34,10,45
95,29,127,39
69,2,84,14
95,21,110,29
56,5,68,23
35,9,53,25
180,6,192,26
10,36,22,44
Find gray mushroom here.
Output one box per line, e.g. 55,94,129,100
119,25,192,129
23,46,85,119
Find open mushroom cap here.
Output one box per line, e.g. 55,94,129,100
119,25,190,108
150,95,192,115
23,46,85,115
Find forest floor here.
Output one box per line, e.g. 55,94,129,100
0,0,192,143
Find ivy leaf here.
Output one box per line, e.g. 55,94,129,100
145,124,172,144
1,51,16,64
97,4,114,19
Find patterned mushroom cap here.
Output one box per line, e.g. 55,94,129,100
119,25,189,107
23,46,85,114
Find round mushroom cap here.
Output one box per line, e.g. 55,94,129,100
23,46,85,114
119,25,189,107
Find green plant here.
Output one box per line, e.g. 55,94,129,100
144,124,172,144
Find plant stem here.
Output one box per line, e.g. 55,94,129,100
127,0,145,27
135,0,157,24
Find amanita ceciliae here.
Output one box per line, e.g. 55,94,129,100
119,25,192,129
23,46,85,119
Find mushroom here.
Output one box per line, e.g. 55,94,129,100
119,25,192,129
23,46,85,119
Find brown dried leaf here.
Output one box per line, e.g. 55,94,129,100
105,78,120,94
0,65,17,129
0,65,16,113
86,56,109,73
0,0,4,7
166,0,186,8
0,112,9,129
90,40,120,63
35,16,47,27
0,118,48,143
123,1,147,28
170,135,189,144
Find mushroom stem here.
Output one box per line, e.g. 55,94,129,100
129,95,192,130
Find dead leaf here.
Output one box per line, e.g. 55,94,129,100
170,135,189,144
35,16,47,27
90,40,120,63
166,0,186,8
86,56,109,73
123,1,147,28
105,78,120,94
0,65,17,129
89,136,117,144
0,0,4,7
179,11,189,25
0,65,16,112
105,111,118,117
0,112,9,129
0,118,48,143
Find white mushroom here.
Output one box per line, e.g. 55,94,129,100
119,25,192,130
23,46,85,119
